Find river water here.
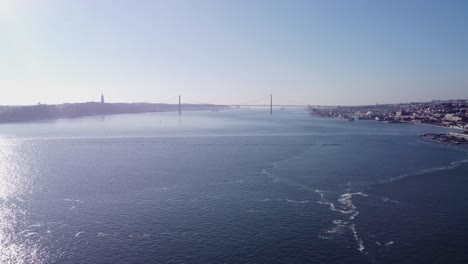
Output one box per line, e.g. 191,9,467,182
1,109,467,263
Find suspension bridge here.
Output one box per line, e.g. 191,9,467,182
154,94,312,115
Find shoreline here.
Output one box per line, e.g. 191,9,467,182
0,102,228,124
399,121,464,131
319,115,465,132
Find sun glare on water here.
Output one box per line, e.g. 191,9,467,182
0,138,47,263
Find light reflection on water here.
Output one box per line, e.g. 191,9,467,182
0,138,47,264
0,110,465,263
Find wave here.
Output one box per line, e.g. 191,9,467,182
75,231,85,237
18,230,38,238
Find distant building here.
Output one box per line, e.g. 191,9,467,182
101,93,105,104
396,110,405,116
445,114,462,122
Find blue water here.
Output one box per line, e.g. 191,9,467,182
1,109,467,263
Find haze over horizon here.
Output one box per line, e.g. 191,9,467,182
1,0,467,106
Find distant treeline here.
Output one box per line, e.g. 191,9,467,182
0,102,227,123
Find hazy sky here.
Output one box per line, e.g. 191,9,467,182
1,0,467,105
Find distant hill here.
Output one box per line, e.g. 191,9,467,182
0,102,227,123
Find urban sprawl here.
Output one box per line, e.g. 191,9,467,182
308,99,468,144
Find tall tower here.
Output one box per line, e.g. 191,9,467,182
101,93,105,104
178,95,181,114
270,94,273,115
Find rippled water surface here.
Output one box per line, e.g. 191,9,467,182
1,109,467,263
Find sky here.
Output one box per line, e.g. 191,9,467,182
1,0,467,106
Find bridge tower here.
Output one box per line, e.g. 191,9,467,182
270,94,273,115
179,95,181,114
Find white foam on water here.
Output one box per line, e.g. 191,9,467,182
18,229,34,235
350,224,366,254
257,148,372,254
387,158,468,183
338,192,368,220
326,220,348,235
260,166,280,183
385,241,394,247
317,200,343,213
318,192,369,254
75,231,85,237
317,193,361,216
23,231,38,238
338,192,368,206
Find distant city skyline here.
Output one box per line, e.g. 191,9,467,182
1,0,467,106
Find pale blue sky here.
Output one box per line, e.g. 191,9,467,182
1,0,467,105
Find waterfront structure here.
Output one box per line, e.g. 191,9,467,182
101,93,105,104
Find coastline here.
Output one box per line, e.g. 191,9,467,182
400,121,464,131
0,102,228,124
